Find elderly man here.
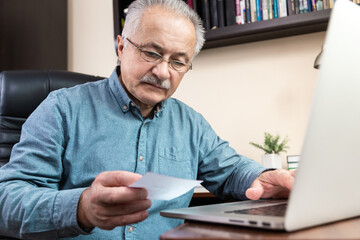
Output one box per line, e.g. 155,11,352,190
0,0,294,239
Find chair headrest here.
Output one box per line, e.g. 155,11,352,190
0,70,105,118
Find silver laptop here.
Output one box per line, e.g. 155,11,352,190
161,0,360,232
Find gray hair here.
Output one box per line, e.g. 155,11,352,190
122,0,205,58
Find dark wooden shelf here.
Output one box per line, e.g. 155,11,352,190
204,9,331,49
113,0,332,51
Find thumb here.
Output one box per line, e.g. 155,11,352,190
245,179,264,200
97,171,143,187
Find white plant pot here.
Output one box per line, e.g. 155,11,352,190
261,154,282,169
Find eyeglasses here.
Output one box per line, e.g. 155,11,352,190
126,38,192,73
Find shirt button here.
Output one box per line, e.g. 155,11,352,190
130,102,135,107
128,226,133,232
139,156,143,161
123,105,128,110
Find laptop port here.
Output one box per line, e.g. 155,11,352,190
262,222,271,227
229,219,244,223
249,220,257,225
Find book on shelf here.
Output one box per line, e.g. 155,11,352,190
250,0,257,22
235,0,246,24
217,0,225,27
209,0,219,29
188,0,194,8
299,0,304,13
295,0,300,13
262,0,270,20
190,0,198,11
309,0,315,10
268,0,274,19
304,0,310,13
273,0,279,18
235,0,242,24
241,0,246,23
245,0,251,22
311,0,317,11
308,0,313,11
280,0,288,16
287,0,296,15
316,0,324,10
224,0,237,26
201,0,211,30
323,0,330,9
287,155,300,170
256,0,262,21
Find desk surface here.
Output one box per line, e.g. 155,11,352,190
160,216,360,239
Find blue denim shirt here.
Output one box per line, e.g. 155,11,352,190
0,67,265,239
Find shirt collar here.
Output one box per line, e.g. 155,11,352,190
108,66,132,113
109,66,167,117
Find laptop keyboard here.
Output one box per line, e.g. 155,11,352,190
225,203,287,217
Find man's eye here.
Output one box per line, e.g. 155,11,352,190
143,51,162,59
172,60,186,67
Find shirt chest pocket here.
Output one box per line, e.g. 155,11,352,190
158,146,193,179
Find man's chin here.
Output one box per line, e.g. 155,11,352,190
138,90,168,104
139,95,166,106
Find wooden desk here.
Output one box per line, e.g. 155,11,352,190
192,186,215,198
190,187,223,207
160,217,360,239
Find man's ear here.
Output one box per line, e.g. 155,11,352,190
117,35,125,61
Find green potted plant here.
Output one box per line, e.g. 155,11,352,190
250,132,290,169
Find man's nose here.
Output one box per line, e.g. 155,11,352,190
152,59,171,81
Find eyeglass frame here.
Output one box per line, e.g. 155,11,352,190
125,38,192,73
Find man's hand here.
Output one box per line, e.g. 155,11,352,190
77,171,151,230
245,169,296,200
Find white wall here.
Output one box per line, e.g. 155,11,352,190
174,33,325,166
68,0,326,166
67,0,117,76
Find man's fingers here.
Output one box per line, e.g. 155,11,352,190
96,185,148,204
77,171,151,230
245,179,264,200
93,171,148,204
272,190,291,199
245,169,296,200
261,169,295,191
95,199,152,217
97,171,143,187
100,210,150,230
245,187,262,200
276,169,295,191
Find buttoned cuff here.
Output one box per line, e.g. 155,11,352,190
224,160,266,201
53,187,93,238
240,166,267,199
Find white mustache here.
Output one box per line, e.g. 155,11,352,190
140,75,170,90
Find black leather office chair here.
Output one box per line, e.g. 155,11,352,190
0,70,105,168
0,70,104,240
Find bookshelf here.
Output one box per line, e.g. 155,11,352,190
204,9,330,49
113,0,331,51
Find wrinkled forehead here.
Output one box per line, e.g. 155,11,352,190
134,5,196,58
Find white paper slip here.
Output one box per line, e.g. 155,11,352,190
130,172,203,200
